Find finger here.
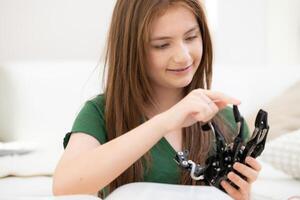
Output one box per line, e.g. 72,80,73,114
233,162,259,183
213,100,227,110
199,89,241,105
189,90,220,114
227,172,249,192
198,92,219,113
189,95,217,122
221,180,242,200
245,157,262,172
193,102,215,122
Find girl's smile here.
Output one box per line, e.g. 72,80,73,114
166,64,193,74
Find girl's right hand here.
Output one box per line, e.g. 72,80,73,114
160,89,241,132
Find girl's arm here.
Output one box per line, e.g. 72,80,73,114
53,113,169,195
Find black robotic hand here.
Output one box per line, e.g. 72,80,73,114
174,105,269,189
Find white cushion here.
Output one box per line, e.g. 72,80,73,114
251,159,300,199
260,129,300,179
0,140,63,178
246,80,300,141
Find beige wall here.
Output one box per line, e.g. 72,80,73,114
0,0,116,62
266,0,300,65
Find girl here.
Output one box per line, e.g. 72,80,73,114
53,0,261,199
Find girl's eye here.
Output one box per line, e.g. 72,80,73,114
186,35,198,41
154,43,169,49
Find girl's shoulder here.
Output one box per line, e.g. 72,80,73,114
82,94,106,118
87,94,105,110
63,94,107,148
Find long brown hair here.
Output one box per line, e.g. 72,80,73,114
103,0,234,194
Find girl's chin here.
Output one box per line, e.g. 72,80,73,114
168,78,193,88
151,75,194,90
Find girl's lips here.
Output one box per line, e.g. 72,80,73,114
167,65,192,72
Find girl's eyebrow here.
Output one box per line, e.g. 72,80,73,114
150,25,199,41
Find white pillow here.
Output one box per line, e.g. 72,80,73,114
260,129,300,179
0,140,63,177
246,80,300,141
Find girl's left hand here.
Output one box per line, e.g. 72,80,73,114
221,156,262,200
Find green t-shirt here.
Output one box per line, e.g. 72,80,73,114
63,94,249,192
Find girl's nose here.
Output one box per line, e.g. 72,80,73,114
172,43,192,65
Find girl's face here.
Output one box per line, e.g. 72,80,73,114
146,4,203,91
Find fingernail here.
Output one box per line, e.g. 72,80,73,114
233,163,238,169
246,157,252,163
227,172,234,178
232,100,241,105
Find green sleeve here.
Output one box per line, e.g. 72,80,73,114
219,106,250,142
63,95,108,148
